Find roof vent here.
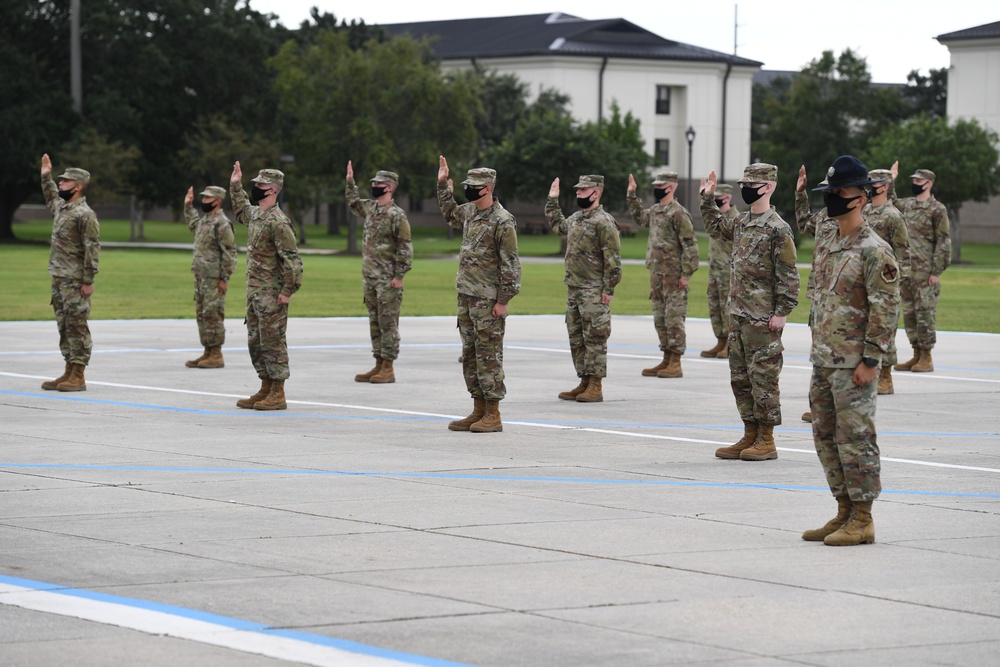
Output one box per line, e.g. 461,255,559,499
549,37,566,50
545,12,582,24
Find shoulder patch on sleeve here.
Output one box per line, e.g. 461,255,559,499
881,263,899,283
778,235,797,265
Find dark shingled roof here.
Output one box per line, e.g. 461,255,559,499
381,13,762,67
936,21,1000,42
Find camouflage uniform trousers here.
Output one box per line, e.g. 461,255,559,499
457,294,506,401
900,275,940,350
566,286,612,379
194,275,227,348
246,288,290,381
706,267,731,340
650,272,689,354
809,365,881,502
728,315,784,425
363,279,403,361
51,277,92,366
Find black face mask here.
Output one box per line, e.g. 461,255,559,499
823,191,863,218
200,201,216,213
371,185,388,198
250,184,270,203
714,198,726,208
57,186,76,201
653,187,669,201
577,195,596,209
464,185,486,202
911,182,927,196
740,184,766,205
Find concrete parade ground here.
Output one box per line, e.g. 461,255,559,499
1,314,999,666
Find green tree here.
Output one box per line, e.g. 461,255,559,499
177,114,281,199
59,126,141,205
904,68,948,119
865,116,1000,261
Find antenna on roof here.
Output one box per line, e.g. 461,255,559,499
734,4,739,56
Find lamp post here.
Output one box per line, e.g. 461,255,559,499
685,126,696,208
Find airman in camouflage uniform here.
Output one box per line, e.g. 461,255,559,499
347,162,413,384
891,167,951,373
802,155,899,547
546,175,623,403
703,184,737,359
230,163,303,411
701,164,799,461
39,155,100,393
437,156,521,433
183,185,237,370
626,171,699,378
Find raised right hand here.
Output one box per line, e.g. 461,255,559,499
548,178,560,199
184,187,194,207
701,171,717,196
627,173,636,195
438,155,449,184
230,161,242,185
41,154,52,177
346,160,354,183
796,165,807,193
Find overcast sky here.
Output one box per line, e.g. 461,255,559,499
247,0,994,83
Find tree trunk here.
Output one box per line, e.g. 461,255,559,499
347,200,359,254
949,206,961,264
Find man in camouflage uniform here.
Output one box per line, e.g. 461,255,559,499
891,165,951,373
346,161,413,384
802,155,899,547
230,163,303,411
701,164,800,461
437,156,521,433
38,155,100,392
702,183,737,359
864,168,910,394
546,175,623,403
183,185,237,369
626,171,699,378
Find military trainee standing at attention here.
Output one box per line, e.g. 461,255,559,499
803,155,899,547
39,155,100,393
182,185,237,370
702,183,737,360
346,161,413,385
701,164,800,461
437,156,521,433
546,175,623,403
891,164,951,373
626,171,699,378
230,162,303,411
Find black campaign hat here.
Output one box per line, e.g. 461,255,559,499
812,155,885,191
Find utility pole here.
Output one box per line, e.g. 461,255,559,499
71,0,82,114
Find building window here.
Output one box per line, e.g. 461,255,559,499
656,86,671,115
655,139,670,165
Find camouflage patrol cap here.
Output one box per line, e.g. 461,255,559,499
370,170,399,186
462,168,496,187
651,171,679,185
574,174,605,189
199,186,227,200
909,169,936,181
868,169,893,181
737,163,777,184
251,169,285,188
56,167,91,184
715,183,733,195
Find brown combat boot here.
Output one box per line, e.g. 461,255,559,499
802,411,813,422
42,362,72,390
642,353,670,377
716,338,729,359
186,347,210,368
355,357,383,382
470,400,503,433
894,348,921,371
558,377,590,400
56,364,87,392
700,338,725,358
740,423,778,460
911,348,934,372
877,365,894,395
824,500,875,546
198,346,225,369
369,359,395,384
657,352,683,378
237,378,271,409
576,376,603,402
802,495,853,541
715,421,758,459
254,379,287,411
448,398,485,431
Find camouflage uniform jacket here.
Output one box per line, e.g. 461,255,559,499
708,208,737,271
795,191,838,299
863,202,910,279
893,196,951,277
545,198,623,295
42,174,100,283
437,184,521,305
184,205,237,280
625,195,699,279
701,193,799,322
810,222,900,368
231,183,303,297
347,182,413,282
